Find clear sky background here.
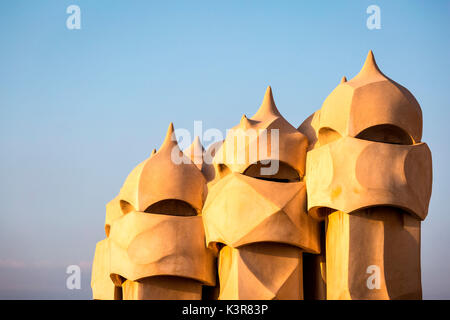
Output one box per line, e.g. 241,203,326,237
0,0,449,299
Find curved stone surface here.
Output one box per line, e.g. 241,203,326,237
306,137,432,221
109,212,215,286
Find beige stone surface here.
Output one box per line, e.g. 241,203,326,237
306,136,432,221
92,51,432,300
203,172,319,252
109,213,215,285
105,196,121,237
91,239,121,300
213,86,308,178
184,136,205,171
119,123,206,214
218,243,303,300
122,277,203,300
300,50,432,300
326,208,422,299
92,123,215,299
318,51,423,144
202,87,318,300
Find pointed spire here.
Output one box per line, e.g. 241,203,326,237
184,136,204,168
340,76,347,84
193,135,202,147
159,122,180,151
354,50,385,79
150,148,156,157
188,136,204,153
165,122,175,140
251,86,281,121
240,114,251,129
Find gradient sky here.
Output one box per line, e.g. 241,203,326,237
1,0,449,299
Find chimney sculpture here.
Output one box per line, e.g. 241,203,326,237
299,51,432,299
92,51,431,300
92,124,215,300
91,196,123,299
202,87,320,299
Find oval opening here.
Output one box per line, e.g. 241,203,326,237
144,199,197,216
120,200,135,215
318,127,341,146
217,163,231,178
243,161,300,182
356,124,413,145
105,225,111,237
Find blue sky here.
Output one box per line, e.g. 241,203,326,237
0,0,449,299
